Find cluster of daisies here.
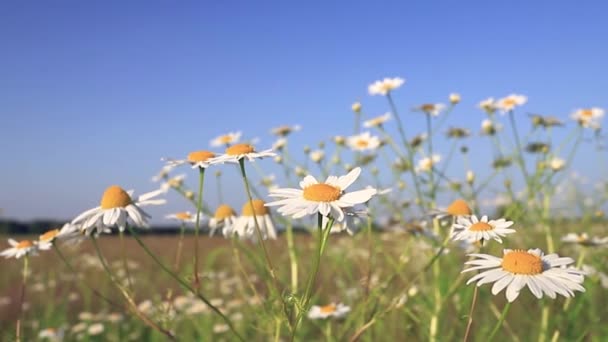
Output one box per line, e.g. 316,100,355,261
440,199,586,303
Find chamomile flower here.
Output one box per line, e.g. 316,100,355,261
38,327,65,341
561,233,608,247
308,303,351,319
38,223,82,250
211,144,276,164
549,157,566,172
451,215,515,243
496,94,527,113
72,185,166,235
310,150,325,163
368,77,405,96
208,204,238,237
449,93,461,104
571,108,604,129
1,239,38,259
415,103,446,116
265,167,377,222
363,112,391,128
151,164,176,182
163,151,218,169
415,154,441,173
165,212,197,223
159,174,186,192
271,124,301,137
481,119,501,135
352,102,362,113
210,131,242,147
478,97,497,114
432,198,473,219
463,248,585,302
346,132,381,152
272,137,288,151
232,200,277,240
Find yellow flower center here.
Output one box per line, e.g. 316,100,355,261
469,222,493,231
421,104,436,112
274,126,291,136
303,184,342,202
174,212,192,220
40,229,60,242
226,144,255,155
501,250,544,275
241,199,269,216
320,304,337,314
502,98,516,108
16,240,33,249
100,185,132,209
214,204,236,220
580,109,593,118
446,199,472,216
187,150,215,163
219,135,234,144
356,139,369,148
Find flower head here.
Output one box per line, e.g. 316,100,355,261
346,132,381,152
210,131,242,147
308,303,351,319
266,167,377,222
496,94,527,113
72,185,166,235
549,157,566,172
163,150,218,169
571,108,604,129
449,93,461,104
368,77,405,96
232,199,277,240
271,125,301,137
165,211,196,223
1,239,38,259
463,248,585,302
351,102,362,113
209,204,238,237
451,215,515,243
38,223,82,250
211,144,276,164
415,103,446,116
415,155,440,173
479,97,497,114
363,112,391,128
561,233,608,247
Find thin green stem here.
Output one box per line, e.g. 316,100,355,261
125,225,244,341
286,219,299,294
174,222,186,271
193,167,206,288
487,302,512,340
119,230,134,291
53,245,120,309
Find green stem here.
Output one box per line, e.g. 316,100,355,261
538,305,549,342
119,230,134,290
125,225,244,341
53,245,120,309
487,302,512,340
174,222,186,271
193,167,206,288
286,220,299,294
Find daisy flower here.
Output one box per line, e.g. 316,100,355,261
481,119,501,135
561,233,608,247
309,150,325,163
159,174,186,192
271,124,301,137
414,103,446,116
38,223,82,250
1,239,38,259
163,150,218,169
463,248,586,302
478,97,497,114
151,164,176,182
571,108,604,129
210,131,242,147
368,77,405,96
308,303,351,319
272,137,288,151
351,102,362,113
363,112,391,128
165,211,197,223
265,167,377,222
415,154,441,173
324,208,367,236
208,204,238,237
232,199,276,240
38,327,65,341
451,215,515,243
549,157,566,172
210,144,276,164
72,185,166,235
495,94,527,113
449,93,461,104
346,132,381,152
433,198,473,219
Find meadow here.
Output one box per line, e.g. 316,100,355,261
1,78,607,341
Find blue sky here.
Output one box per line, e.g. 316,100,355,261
1,1,607,223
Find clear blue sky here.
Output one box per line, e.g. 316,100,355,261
1,1,607,223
